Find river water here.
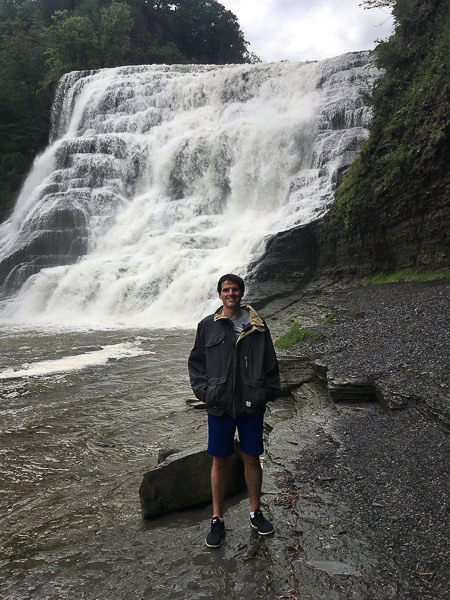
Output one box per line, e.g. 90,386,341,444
0,327,297,599
1,326,246,599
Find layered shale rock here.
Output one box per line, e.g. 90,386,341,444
139,441,245,518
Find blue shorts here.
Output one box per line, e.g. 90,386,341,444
207,414,264,457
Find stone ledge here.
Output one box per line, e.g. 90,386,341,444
139,440,245,519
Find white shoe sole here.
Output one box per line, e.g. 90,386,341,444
251,523,275,535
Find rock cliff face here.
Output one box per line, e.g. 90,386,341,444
248,138,449,305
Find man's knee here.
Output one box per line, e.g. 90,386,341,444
241,452,261,469
212,455,230,473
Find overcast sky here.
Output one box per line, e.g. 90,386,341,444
220,0,393,62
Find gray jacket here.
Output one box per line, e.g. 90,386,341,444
188,304,280,418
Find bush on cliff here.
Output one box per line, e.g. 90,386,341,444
332,0,449,229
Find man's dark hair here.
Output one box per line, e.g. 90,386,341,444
217,274,245,295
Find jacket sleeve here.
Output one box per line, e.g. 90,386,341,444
263,323,281,402
188,321,208,403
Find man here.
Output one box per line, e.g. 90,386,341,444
188,274,280,548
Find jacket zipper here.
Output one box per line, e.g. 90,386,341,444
232,323,252,418
232,323,238,418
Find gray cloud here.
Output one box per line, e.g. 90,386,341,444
220,0,393,62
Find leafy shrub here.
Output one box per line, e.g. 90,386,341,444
275,322,321,350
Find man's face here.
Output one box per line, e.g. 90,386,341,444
218,280,243,310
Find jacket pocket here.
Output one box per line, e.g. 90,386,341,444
205,376,228,409
205,332,225,348
243,378,266,411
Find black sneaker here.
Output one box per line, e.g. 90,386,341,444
205,517,225,548
250,509,274,535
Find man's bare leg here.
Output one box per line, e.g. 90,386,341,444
211,456,230,517
241,452,262,512
242,451,274,534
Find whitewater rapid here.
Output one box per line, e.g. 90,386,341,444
0,53,379,328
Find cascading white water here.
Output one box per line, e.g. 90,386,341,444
0,52,380,328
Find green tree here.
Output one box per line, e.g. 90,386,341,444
0,0,40,36
360,0,395,7
172,0,248,64
0,28,47,113
0,24,50,220
42,10,98,80
100,2,133,67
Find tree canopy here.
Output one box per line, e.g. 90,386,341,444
0,0,250,221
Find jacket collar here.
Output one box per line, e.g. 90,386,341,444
214,304,265,337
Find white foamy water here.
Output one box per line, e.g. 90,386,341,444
0,54,380,328
0,342,154,379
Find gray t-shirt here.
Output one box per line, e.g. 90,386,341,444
230,309,250,338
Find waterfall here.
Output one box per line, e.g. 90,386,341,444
0,52,380,328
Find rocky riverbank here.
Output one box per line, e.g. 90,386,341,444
255,277,449,599
137,277,448,599
1,279,445,600
270,277,450,429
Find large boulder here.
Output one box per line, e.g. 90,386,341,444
139,441,245,518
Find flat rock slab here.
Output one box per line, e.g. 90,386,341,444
140,440,245,518
306,560,362,577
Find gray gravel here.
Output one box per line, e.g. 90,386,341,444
274,279,450,427
258,279,450,599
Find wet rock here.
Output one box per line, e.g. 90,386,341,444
185,397,206,409
328,376,378,403
139,441,245,518
278,357,315,395
157,448,179,464
246,223,319,308
312,360,379,403
374,382,413,410
305,560,362,577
